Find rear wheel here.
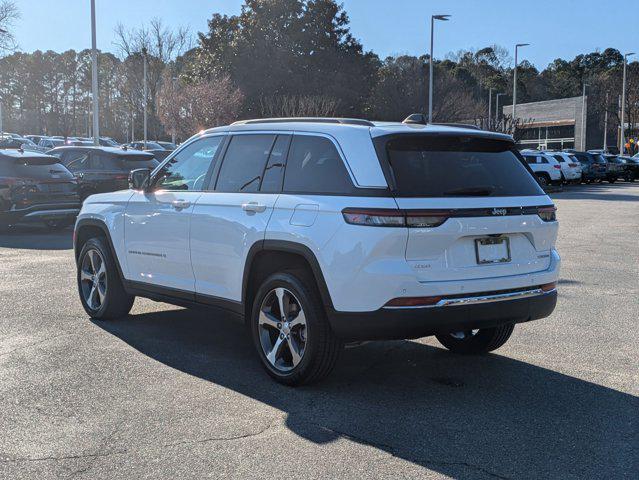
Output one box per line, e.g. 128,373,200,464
77,237,134,320
250,272,342,386
436,323,515,354
535,174,549,187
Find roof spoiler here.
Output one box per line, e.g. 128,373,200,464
402,114,481,130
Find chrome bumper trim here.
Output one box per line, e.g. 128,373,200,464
383,288,555,310
23,208,80,218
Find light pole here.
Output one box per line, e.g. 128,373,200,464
142,47,148,149
488,88,493,130
0,28,5,137
496,93,505,125
603,92,609,150
428,14,450,123
512,43,530,122
581,82,589,151
171,76,178,145
620,52,634,154
90,0,100,146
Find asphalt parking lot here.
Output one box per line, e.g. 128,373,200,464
1,183,637,480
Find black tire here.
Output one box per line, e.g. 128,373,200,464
435,323,515,355
77,237,134,320
250,272,342,386
535,174,549,187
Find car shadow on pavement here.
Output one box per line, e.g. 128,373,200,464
94,308,636,479
551,182,639,202
0,225,73,250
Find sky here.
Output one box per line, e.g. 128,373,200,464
9,0,639,69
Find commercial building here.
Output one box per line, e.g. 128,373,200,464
503,96,586,150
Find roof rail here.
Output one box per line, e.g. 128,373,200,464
402,113,481,130
232,117,375,127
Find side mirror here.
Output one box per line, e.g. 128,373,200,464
129,168,151,190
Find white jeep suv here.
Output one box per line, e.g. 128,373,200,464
521,150,563,186
74,118,560,385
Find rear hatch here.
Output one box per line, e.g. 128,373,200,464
375,133,558,282
11,156,78,207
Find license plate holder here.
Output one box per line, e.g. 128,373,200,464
475,236,511,264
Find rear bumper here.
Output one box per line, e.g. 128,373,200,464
328,288,557,341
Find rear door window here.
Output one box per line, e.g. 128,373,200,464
66,153,90,172
377,135,544,197
283,135,353,194
215,134,276,193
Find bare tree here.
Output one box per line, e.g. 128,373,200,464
157,75,243,139
259,95,340,118
0,0,19,52
114,19,192,139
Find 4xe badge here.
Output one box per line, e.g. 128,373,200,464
491,208,507,216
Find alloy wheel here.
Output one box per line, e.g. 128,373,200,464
258,287,307,372
450,329,480,340
80,248,107,311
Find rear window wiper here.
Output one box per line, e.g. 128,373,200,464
443,186,495,196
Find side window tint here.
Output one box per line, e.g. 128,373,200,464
524,156,534,164
155,136,223,191
283,135,353,194
216,134,276,192
260,135,290,193
67,154,90,172
541,157,549,164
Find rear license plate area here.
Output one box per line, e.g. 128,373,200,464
475,236,511,264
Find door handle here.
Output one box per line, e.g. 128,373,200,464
172,199,191,210
242,202,267,213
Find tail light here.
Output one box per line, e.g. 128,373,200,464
537,205,557,222
553,165,561,169
540,282,557,292
341,208,405,227
342,208,449,228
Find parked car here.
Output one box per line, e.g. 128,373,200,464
567,151,606,183
99,137,119,147
156,141,177,150
73,118,560,385
602,155,627,183
544,151,582,184
0,132,22,139
47,146,158,200
125,141,172,161
0,136,45,153
39,138,66,150
0,149,80,229
521,150,562,186
618,155,639,182
25,135,48,145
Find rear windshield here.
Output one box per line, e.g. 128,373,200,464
0,159,73,179
119,156,158,170
376,135,544,197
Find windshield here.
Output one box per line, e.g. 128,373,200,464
376,135,544,197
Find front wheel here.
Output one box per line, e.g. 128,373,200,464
77,237,134,320
250,272,342,386
436,323,515,354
